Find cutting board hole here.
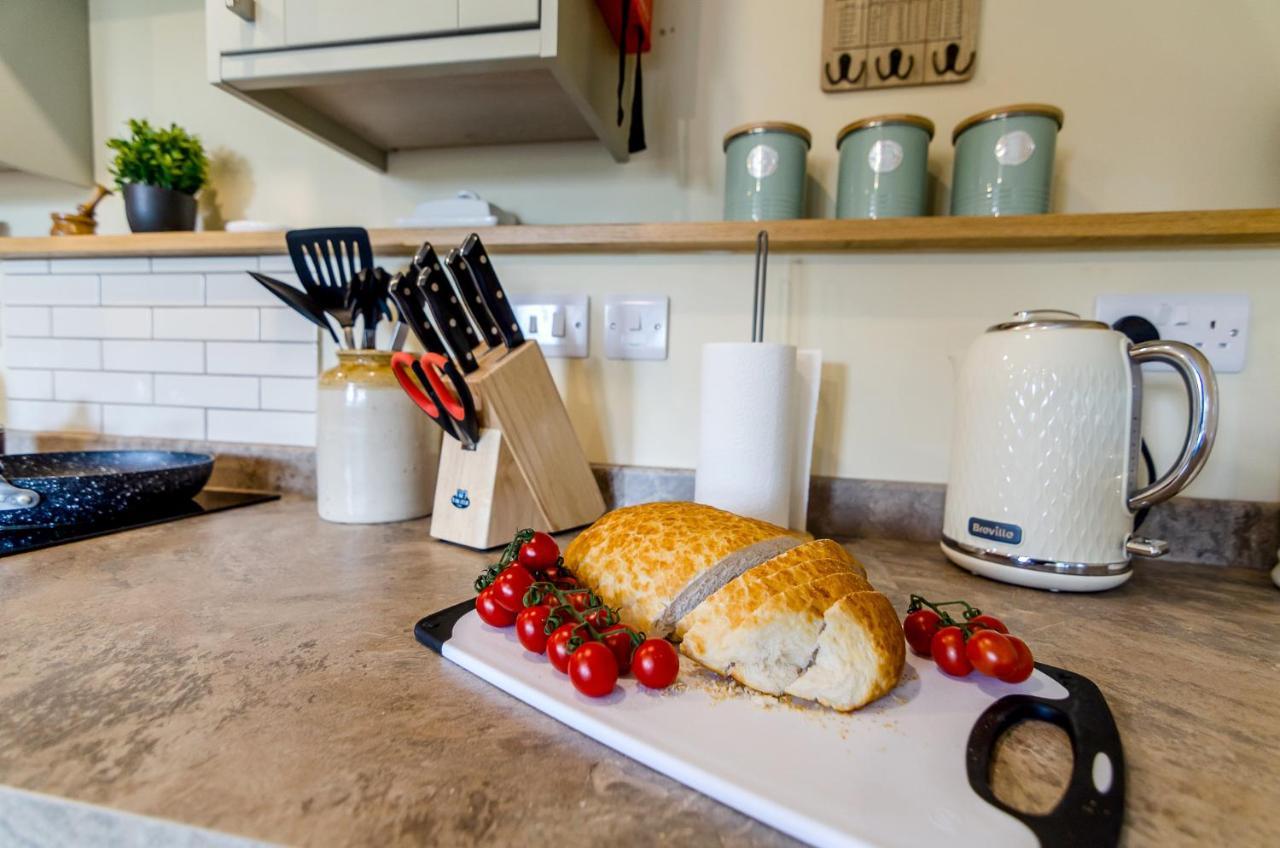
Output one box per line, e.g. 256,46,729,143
989,720,1073,814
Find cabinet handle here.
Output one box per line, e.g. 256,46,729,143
226,0,255,23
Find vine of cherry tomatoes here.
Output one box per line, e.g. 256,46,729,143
902,594,1034,683
474,529,680,697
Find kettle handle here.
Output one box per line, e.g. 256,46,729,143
1127,341,1218,511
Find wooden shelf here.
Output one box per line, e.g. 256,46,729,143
3,209,1279,259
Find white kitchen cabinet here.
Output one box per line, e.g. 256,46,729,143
205,0,628,170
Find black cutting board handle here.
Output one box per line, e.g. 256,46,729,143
966,663,1126,848
415,599,476,654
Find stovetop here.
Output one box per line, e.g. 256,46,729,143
0,488,279,557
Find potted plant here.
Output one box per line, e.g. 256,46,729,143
106,119,209,232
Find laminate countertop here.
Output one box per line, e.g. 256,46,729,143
0,497,1276,846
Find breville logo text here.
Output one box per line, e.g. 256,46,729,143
968,517,1022,545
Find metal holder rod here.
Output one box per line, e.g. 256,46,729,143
751,230,769,342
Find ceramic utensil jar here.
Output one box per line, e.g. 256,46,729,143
835,114,934,219
317,350,440,524
723,122,811,221
950,104,1064,216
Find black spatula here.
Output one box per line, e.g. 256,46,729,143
286,227,374,348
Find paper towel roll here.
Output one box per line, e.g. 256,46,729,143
695,342,797,527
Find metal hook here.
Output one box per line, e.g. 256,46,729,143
875,49,914,81
752,230,769,343
824,53,867,86
931,43,975,76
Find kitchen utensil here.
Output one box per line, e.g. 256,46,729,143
942,309,1218,591
458,233,525,349
390,352,480,449
0,451,213,527
951,104,1064,216
350,267,392,349
286,227,373,348
723,122,811,221
389,273,449,357
445,248,504,349
249,271,340,344
49,183,112,236
417,599,1125,848
417,248,482,373
836,114,934,219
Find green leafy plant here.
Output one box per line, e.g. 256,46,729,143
106,119,208,195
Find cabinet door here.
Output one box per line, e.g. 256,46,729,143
284,0,459,46
459,0,539,30
207,0,287,52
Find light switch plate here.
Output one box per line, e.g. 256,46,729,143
1094,293,1250,373
509,294,588,358
604,294,669,360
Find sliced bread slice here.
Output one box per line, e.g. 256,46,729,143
784,591,905,711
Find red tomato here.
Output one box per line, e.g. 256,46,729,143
903,609,942,656
568,642,619,697
632,638,680,689
536,564,563,581
968,614,1009,634
475,586,516,627
518,532,560,570
546,623,580,673
930,626,972,677
997,635,1035,683
492,565,535,613
563,590,593,612
584,606,617,629
598,625,635,674
966,629,1018,678
515,605,552,654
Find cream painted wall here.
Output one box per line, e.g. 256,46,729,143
0,1,1277,502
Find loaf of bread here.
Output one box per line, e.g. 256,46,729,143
563,502,904,711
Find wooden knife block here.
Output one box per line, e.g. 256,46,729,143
429,340,605,549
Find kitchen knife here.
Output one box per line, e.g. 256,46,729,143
415,245,481,374
445,248,504,349
388,273,449,358
458,233,525,349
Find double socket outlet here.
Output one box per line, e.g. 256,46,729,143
508,294,669,360
1095,294,1250,373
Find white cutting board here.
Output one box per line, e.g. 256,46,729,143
432,608,1072,848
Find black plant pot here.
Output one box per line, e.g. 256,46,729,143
122,183,197,232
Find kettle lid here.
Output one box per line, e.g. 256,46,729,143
987,309,1110,333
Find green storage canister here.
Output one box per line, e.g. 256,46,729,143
835,114,935,219
723,121,811,221
950,103,1065,216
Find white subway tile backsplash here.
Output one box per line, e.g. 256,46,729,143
4,306,52,337
55,370,152,404
4,275,98,306
205,272,282,307
103,340,203,373
258,254,297,273
7,400,102,433
206,342,316,377
1,259,51,274
156,374,258,409
49,257,150,274
103,404,205,440
151,255,259,273
102,274,204,306
260,308,317,342
260,377,316,411
154,308,258,341
4,369,54,400
208,409,315,446
53,307,152,339
7,339,101,370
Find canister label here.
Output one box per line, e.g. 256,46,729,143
994,131,1036,166
867,139,904,174
968,516,1022,545
745,144,780,179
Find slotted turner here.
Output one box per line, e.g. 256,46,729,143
286,227,374,348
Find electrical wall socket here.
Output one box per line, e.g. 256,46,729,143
508,294,589,358
603,294,669,360
1094,294,1250,373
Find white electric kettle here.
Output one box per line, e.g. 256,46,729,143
942,310,1218,591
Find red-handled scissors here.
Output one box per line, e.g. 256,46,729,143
391,351,480,450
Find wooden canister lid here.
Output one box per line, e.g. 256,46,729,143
723,121,813,151
836,114,935,147
951,103,1065,144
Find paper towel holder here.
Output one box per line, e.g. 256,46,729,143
752,230,769,342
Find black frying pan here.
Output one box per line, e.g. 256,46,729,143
0,451,213,528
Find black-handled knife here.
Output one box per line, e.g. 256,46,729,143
416,248,480,374
445,248,504,349
388,274,449,358
458,233,524,349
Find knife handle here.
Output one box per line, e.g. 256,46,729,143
388,276,448,357
460,233,525,349
417,267,480,374
446,248,504,349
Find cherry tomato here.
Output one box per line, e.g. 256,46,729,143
903,609,942,656
632,638,680,689
563,590,593,612
515,605,552,654
492,565,535,613
997,635,1035,683
518,532,560,571
536,564,563,581
546,623,580,673
968,614,1009,634
598,625,635,674
966,629,1018,678
930,626,972,677
584,606,617,629
475,586,516,627
568,642,619,698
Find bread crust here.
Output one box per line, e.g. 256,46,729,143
785,591,906,711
